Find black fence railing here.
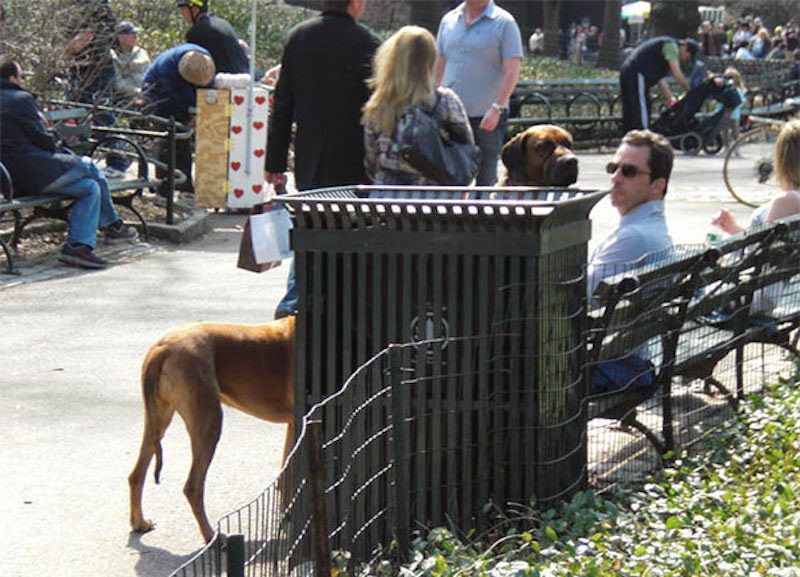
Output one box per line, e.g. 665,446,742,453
508,59,800,148
167,199,800,577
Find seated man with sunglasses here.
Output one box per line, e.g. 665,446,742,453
587,129,675,296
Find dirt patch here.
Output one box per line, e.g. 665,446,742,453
1,193,194,259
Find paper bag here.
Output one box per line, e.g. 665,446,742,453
237,202,292,273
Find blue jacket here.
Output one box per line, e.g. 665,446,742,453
0,79,80,195
142,43,212,123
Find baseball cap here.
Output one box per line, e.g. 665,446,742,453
116,20,140,35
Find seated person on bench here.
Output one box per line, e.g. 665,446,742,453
0,59,138,270
588,129,675,295
587,129,676,393
711,119,800,313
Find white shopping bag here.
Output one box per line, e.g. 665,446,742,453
250,202,293,264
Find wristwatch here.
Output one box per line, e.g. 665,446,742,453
490,102,507,113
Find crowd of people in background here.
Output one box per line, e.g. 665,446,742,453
526,13,799,70
699,15,798,62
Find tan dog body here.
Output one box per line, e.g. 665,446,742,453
498,124,579,186
128,316,295,543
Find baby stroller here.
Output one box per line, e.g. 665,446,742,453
651,75,743,155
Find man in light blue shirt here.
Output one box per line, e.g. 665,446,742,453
587,130,675,296
434,0,523,186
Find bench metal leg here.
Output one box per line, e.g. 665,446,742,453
1,236,20,275
620,411,667,457
112,194,150,241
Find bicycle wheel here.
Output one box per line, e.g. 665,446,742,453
723,124,782,208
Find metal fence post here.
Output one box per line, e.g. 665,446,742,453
166,116,176,225
307,419,331,577
226,534,245,577
389,345,410,562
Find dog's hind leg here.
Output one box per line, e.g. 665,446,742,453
179,391,224,543
129,399,175,535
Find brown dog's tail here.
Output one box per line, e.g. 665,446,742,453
141,346,167,484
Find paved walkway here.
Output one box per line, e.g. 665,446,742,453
1,151,756,577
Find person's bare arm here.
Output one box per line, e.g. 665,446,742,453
766,192,800,223
62,29,93,60
434,55,446,87
667,58,689,92
479,57,521,131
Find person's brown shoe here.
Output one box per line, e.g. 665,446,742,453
58,244,109,269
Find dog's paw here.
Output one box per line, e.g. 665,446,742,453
131,519,156,534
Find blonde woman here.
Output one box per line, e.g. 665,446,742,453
362,25,474,185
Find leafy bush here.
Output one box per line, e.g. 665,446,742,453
357,364,800,576
2,0,311,97
520,56,617,81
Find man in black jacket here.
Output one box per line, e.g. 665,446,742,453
177,0,248,74
266,0,381,318
0,60,137,269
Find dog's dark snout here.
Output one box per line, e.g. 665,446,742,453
553,155,579,186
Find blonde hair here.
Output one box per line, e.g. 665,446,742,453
775,119,800,191
723,66,746,91
362,26,437,134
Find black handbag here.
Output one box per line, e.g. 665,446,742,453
395,93,480,186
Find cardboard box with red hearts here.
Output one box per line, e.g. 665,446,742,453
195,87,270,209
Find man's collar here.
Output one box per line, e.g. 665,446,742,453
460,1,497,23
620,199,665,222
0,78,23,90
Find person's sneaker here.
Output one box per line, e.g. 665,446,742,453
104,220,139,244
103,166,126,180
58,244,109,269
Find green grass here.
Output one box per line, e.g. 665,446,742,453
350,362,800,576
520,56,618,81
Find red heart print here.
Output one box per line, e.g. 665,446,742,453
231,125,242,134
254,149,265,158
234,96,244,105
253,121,264,130
255,96,266,105
233,188,244,198
252,184,263,193
231,161,241,171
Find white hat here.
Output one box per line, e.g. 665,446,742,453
178,51,215,86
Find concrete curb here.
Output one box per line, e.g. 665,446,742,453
145,208,209,244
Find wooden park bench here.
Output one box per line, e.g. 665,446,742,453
586,214,800,457
1,105,187,274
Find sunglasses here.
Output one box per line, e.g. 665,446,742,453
606,162,651,178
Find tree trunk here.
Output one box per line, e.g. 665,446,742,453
542,0,561,58
649,0,701,39
598,0,621,70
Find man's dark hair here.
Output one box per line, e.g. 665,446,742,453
0,59,20,80
322,0,351,13
622,129,674,194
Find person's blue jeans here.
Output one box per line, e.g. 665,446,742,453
469,113,508,186
43,157,121,248
274,259,297,319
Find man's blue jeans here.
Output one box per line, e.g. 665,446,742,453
42,157,121,248
274,259,297,319
469,113,507,186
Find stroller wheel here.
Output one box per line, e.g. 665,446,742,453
702,134,724,156
680,132,702,156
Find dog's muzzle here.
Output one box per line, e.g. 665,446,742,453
547,153,579,186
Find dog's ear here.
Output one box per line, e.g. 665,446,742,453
501,132,529,181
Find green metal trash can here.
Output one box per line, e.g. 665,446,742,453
275,185,605,556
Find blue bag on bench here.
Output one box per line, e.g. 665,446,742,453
591,355,656,394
